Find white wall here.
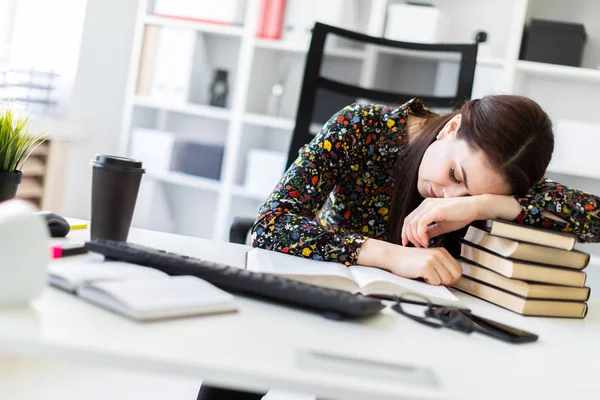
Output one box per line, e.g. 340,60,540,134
59,0,139,219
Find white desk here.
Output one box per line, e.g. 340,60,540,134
0,227,599,400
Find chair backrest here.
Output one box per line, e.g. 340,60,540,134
287,22,479,168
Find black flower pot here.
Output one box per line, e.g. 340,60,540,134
0,171,23,202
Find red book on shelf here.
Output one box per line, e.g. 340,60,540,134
260,0,287,40
256,0,269,37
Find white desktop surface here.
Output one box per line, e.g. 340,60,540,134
0,226,599,400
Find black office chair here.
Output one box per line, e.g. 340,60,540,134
229,22,478,245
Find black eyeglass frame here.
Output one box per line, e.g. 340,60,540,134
391,293,539,344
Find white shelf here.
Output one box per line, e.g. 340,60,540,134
243,113,294,130
374,46,505,68
254,39,365,60
146,171,222,192
254,39,504,67
231,185,271,201
477,57,506,68
517,61,600,84
133,96,232,120
545,167,600,181
243,113,323,134
144,15,244,37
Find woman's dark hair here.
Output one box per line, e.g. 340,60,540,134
388,95,554,247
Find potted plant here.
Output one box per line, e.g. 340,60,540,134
0,105,45,202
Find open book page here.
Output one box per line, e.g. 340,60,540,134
246,248,358,292
348,266,462,306
49,257,169,292
77,276,238,321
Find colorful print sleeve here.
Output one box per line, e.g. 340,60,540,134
251,104,372,265
515,178,600,243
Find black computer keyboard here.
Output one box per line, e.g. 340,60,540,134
84,239,385,319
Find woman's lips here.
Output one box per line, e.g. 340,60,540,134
429,186,437,198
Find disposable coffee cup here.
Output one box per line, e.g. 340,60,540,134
90,155,145,242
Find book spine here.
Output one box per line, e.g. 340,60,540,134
256,0,269,38
262,0,286,40
136,25,159,96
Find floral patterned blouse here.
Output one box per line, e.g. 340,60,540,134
251,99,600,266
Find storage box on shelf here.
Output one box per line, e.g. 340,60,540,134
119,0,600,242
384,2,449,44
520,19,587,67
243,148,286,197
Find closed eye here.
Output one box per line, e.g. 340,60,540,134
449,168,461,184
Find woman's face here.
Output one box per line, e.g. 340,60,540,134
417,115,512,199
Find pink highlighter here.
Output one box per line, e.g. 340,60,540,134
51,243,88,259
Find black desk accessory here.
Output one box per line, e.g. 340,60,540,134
392,293,538,344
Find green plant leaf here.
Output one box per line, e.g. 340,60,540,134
0,104,46,173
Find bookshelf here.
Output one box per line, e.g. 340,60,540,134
119,0,600,242
15,139,68,211
516,60,600,83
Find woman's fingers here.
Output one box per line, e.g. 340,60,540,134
416,209,440,247
426,223,445,240
421,265,442,286
404,220,421,247
419,248,463,286
405,200,437,247
433,263,454,286
436,249,463,284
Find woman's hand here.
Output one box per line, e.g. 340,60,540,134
357,238,462,286
389,246,463,286
401,194,522,247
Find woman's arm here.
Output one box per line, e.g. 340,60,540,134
513,178,600,243
252,104,376,265
399,184,600,248
357,238,462,286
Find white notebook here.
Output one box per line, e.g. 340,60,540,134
49,255,238,321
246,248,466,309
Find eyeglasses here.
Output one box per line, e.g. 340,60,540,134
391,293,475,332
391,293,539,344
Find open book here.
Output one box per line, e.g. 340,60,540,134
49,255,238,321
246,248,467,309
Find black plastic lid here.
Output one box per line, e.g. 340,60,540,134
531,19,587,41
90,154,145,173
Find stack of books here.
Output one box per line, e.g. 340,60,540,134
454,220,590,318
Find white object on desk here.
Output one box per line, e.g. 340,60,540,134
79,275,238,321
246,248,464,308
48,256,167,292
49,255,237,321
0,200,49,306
